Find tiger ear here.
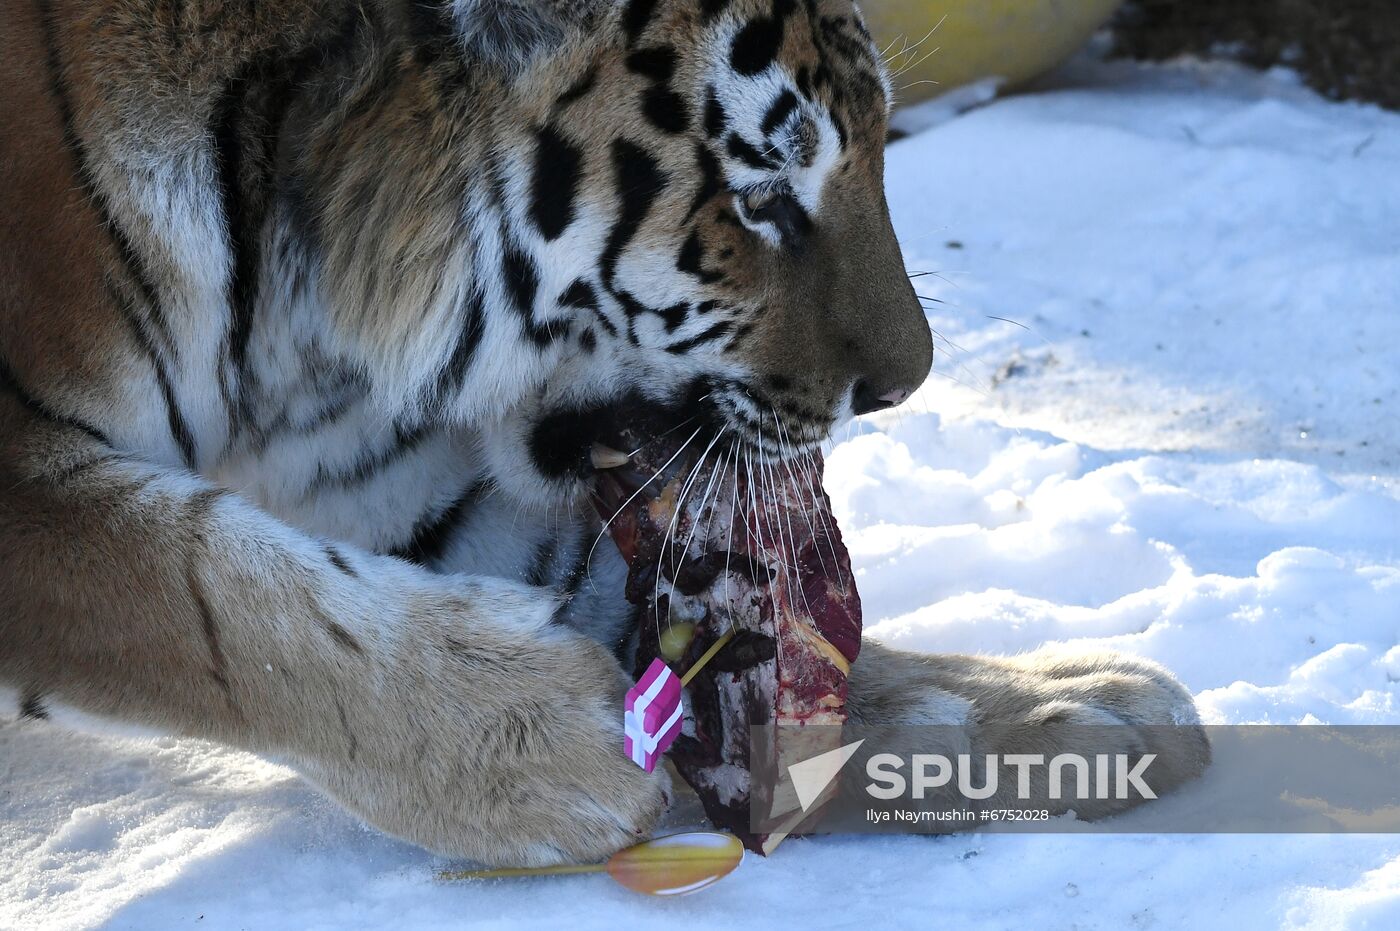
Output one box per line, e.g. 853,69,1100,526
444,0,608,76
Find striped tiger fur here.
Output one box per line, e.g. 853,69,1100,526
0,0,1205,866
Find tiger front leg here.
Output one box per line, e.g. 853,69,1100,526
292,582,671,866
0,399,667,867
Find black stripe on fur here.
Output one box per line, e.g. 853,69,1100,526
307,420,432,492
35,2,177,369
726,132,776,170
525,536,558,588
211,69,262,432
530,125,583,241
107,281,198,468
502,236,563,346
623,0,661,45
325,544,357,576
601,140,668,288
19,692,49,721
187,564,238,710
391,480,493,566
434,291,487,403
761,89,799,136
37,4,198,467
0,353,112,447
666,319,734,354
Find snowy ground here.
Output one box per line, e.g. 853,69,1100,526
5,55,1400,930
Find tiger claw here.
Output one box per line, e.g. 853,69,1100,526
590,443,632,469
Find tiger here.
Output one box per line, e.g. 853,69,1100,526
0,0,1208,867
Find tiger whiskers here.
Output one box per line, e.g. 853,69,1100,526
881,16,945,74
584,425,703,595
771,406,834,580
653,428,726,642
884,15,946,81
766,411,816,622
785,416,845,579
665,429,731,629
753,413,796,617
726,437,745,633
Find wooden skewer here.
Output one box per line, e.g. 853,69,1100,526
680,627,736,686
436,831,744,894
439,863,605,881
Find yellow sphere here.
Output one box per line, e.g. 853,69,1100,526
864,0,1123,105
659,622,697,663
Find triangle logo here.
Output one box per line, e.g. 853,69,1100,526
786,739,866,812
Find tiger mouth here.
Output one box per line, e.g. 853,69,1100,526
586,388,828,478
708,384,832,457
580,414,834,563
528,381,831,488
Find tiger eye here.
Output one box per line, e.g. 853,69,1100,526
744,189,776,213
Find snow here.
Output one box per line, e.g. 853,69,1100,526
5,55,1400,929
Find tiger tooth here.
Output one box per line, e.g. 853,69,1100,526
590,444,632,469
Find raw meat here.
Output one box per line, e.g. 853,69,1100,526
591,419,862,854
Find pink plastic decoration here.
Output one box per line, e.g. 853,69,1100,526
624,658,683,772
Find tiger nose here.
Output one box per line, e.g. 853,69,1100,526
852,380,914,416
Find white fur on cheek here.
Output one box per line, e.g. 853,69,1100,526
789,110,842,216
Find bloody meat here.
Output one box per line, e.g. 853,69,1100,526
591,421,862,854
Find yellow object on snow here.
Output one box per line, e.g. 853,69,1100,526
864,0,1123,105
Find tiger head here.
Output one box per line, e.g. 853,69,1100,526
342,0,931,491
